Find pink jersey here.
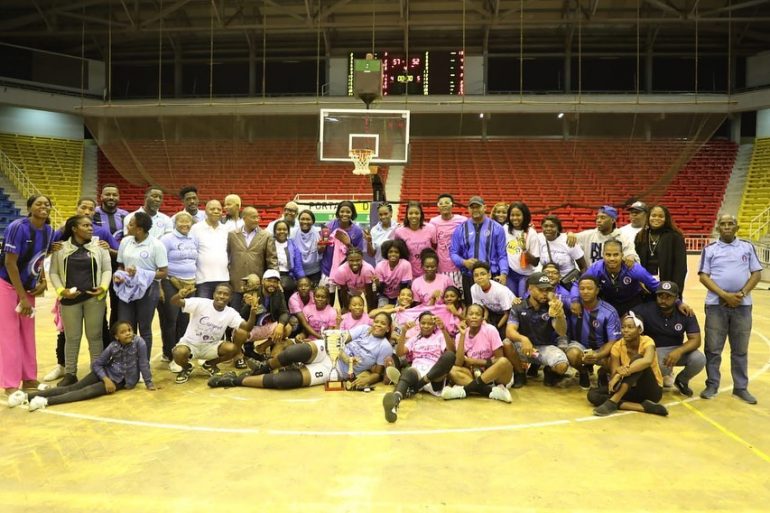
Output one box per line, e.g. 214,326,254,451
458,323,502,360
411,273,454,305
374,258,413,299
430,214,467,273
330,261,375,295
302,303,338,339
340,311,371,331
288,291,314,315
405,331,447,369
394,224,437,278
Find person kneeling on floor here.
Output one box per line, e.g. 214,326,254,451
172,283,259,384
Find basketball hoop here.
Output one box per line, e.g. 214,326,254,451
349,149,374,175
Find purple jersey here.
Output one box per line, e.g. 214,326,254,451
0,217,53,289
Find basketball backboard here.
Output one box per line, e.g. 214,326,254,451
319,108,410,164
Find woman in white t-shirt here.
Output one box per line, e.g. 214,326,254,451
504,202,540,297
537,214,587,278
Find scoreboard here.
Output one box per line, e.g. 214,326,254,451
348,51,464,96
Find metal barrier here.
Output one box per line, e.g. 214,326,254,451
749,206,770,242
0,148,64,227
684,235,712,253
754,242,770,266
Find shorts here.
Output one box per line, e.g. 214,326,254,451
176,339,222,361
304,339,333,386
513,342,568,368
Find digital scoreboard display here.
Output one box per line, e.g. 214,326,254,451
348,51,464,96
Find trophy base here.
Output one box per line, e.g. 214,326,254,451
325,380,346,392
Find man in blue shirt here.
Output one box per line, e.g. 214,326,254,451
93,184,128,244
567,275,622,390
570,239,659,316
698,214,762,404
450,196,508,305
631,281,704,397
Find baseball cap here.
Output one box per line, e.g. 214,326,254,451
263,269,281,281
627,201,648,213
598,205,618,220
468,196,485,206
656,281,680,296
527,272,554,289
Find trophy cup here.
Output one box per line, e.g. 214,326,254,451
323,330,346,391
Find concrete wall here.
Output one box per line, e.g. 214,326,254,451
747,51,770,88
0,105,83,139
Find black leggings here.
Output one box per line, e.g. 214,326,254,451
30,373,124,406
588,367,662,406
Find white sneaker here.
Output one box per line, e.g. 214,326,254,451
663,374,675,388
385,366,401,385
28,396,48,412
441,385,467,400
168,361,183,373
7,390,28,408
43,365,65,382
489,385,512,403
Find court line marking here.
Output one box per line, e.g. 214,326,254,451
34,329,770,437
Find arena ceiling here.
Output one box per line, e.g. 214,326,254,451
1,0,769,63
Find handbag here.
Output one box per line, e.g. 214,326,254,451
544,238,581,288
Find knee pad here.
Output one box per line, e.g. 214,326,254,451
262,369,304,389
277,343,313,366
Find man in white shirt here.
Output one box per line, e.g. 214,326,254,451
190,199,230,298
171,284,259,384
266,201,300,239
124,186,173,240
178,185,206,224
573,206,637,267
618,201,647,242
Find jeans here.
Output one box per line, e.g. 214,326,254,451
196,281,227,299
656,346,706,384
704,304,752,390
506,270,528,298
118,281,160,357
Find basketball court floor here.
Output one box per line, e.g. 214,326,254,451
2,255,769,512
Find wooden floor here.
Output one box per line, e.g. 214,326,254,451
2,255,770,513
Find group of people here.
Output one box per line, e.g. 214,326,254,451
0,186,762,422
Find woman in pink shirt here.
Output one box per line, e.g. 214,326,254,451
394,202,437,279
329,248,376,312
298,287,338,340
442,286,465,336
441,304,513,403
373,239,412,307
288,277,314,336
340,295,371,330
411,249,454,306
382,312,457,423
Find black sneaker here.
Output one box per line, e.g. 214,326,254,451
208,372,240,388
527,363,540,378
201,361,221,376
578,371,591,390
57,374,78,387
175,364,193,384
234,358,247,369
593,399,619,416
246,358,272,376
382,392,400,423
513,372,527,389
674,376,693,397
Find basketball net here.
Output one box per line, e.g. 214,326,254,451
350,149,374,175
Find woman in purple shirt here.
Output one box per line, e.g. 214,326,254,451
0,194,53,395
320,201,364,279
7,321,156,411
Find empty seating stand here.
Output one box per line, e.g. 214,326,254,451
0,187,21,235
738,138,770,238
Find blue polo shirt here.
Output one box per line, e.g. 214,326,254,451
117,235,168,272
698,238,762,306
571,261,659,308
631,302,700,348
568,299,621,349
508,299,559,346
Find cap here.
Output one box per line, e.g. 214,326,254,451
627,201,648,213
656,281,680,296
468,196,485,206
527,272,554,289
598,205,618,220
263,269,281,281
